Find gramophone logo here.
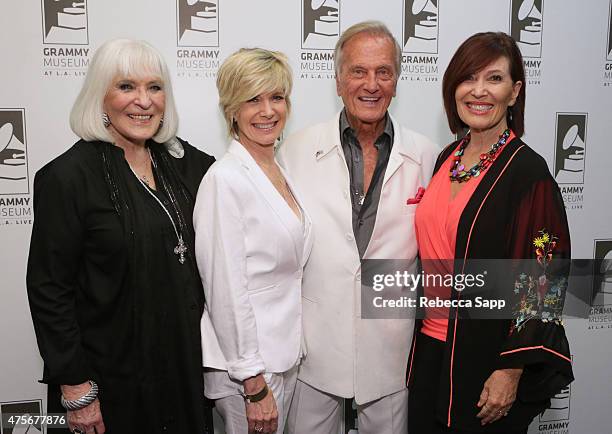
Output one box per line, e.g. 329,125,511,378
41,0,88,45
0,400,44,434
510,0,543,58
403,0,438,53
177,0,219,47
554,113,587,185
302,0,340,50
592,239,612,307
0,110,29,195
539,384,570,423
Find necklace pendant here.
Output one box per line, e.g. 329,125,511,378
174,237,188,264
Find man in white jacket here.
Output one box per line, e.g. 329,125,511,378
278,21,438,434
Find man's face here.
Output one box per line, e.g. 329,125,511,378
336,33,397,130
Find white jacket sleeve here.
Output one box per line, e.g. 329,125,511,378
193,169,266,381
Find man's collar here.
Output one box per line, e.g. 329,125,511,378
339,109,393,141
316,111,423,164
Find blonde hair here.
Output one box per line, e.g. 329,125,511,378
216,48,293,139
70,39,178,143
334,21,401,76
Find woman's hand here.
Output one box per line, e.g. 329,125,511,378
476,368,523,425
61,383,106,434
243,375,278,434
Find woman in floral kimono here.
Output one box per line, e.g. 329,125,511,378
407,32,573,434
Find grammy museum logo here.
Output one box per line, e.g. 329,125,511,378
401,0,439,82
0,400,44,434
553,113,587,211
40,0,90,77
175,0,220,79
0,109,32,226
510,0,543,85
537,384,571,433
299,0,339,79
589,239,612,330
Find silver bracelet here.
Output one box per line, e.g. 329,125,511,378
60,380,99,411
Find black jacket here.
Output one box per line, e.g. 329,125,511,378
407,137,574,432
26,138,215,433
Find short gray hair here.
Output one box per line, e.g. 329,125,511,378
217,48,293,140
70,39,178,143
334,21,401,76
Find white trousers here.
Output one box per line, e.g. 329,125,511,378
214,366,298,434
287,379,408,434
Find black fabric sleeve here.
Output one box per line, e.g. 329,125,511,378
496,174,574,402
26,163,94,385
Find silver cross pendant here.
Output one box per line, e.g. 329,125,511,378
174,237,188,264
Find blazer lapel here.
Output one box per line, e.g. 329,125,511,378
382,115,422,187
314,111,345,164
228,141,304,263
282,167,313,267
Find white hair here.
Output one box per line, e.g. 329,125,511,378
334,21,402,76
70,39,178,143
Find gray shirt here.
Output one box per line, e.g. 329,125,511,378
340,109,394,258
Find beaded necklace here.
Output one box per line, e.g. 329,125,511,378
449,129,510,183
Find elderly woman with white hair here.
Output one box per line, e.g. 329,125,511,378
193,48,312,434
26,39,215,434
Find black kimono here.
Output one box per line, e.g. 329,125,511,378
407,137,574,432
26,139,214,433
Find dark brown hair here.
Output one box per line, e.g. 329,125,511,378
442,32,526,137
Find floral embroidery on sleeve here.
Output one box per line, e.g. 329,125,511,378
511,230,566,333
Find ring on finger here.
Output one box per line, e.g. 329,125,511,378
255,425,264,433
73,429,85,434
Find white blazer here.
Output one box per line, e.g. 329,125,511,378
277,112,438,404
194,140,313,382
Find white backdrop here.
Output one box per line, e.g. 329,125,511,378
1,1,611,433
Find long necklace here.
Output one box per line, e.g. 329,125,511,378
449,129,510,183
129,149,188,264
128,150,153,187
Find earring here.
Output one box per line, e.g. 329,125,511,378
102,112,111,127
159,116,164,128
507,107,513,123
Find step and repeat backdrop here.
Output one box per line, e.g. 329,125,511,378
1,1,611,433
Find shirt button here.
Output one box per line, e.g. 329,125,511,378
356,273,361,281
346,233,354,241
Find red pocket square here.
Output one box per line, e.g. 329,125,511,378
406,187,425,205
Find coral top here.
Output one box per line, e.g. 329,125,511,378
415,132,514,341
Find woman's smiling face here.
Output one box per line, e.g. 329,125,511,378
103,75,166,146
454,56,522,135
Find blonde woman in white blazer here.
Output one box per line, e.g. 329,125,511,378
193,48,312,434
